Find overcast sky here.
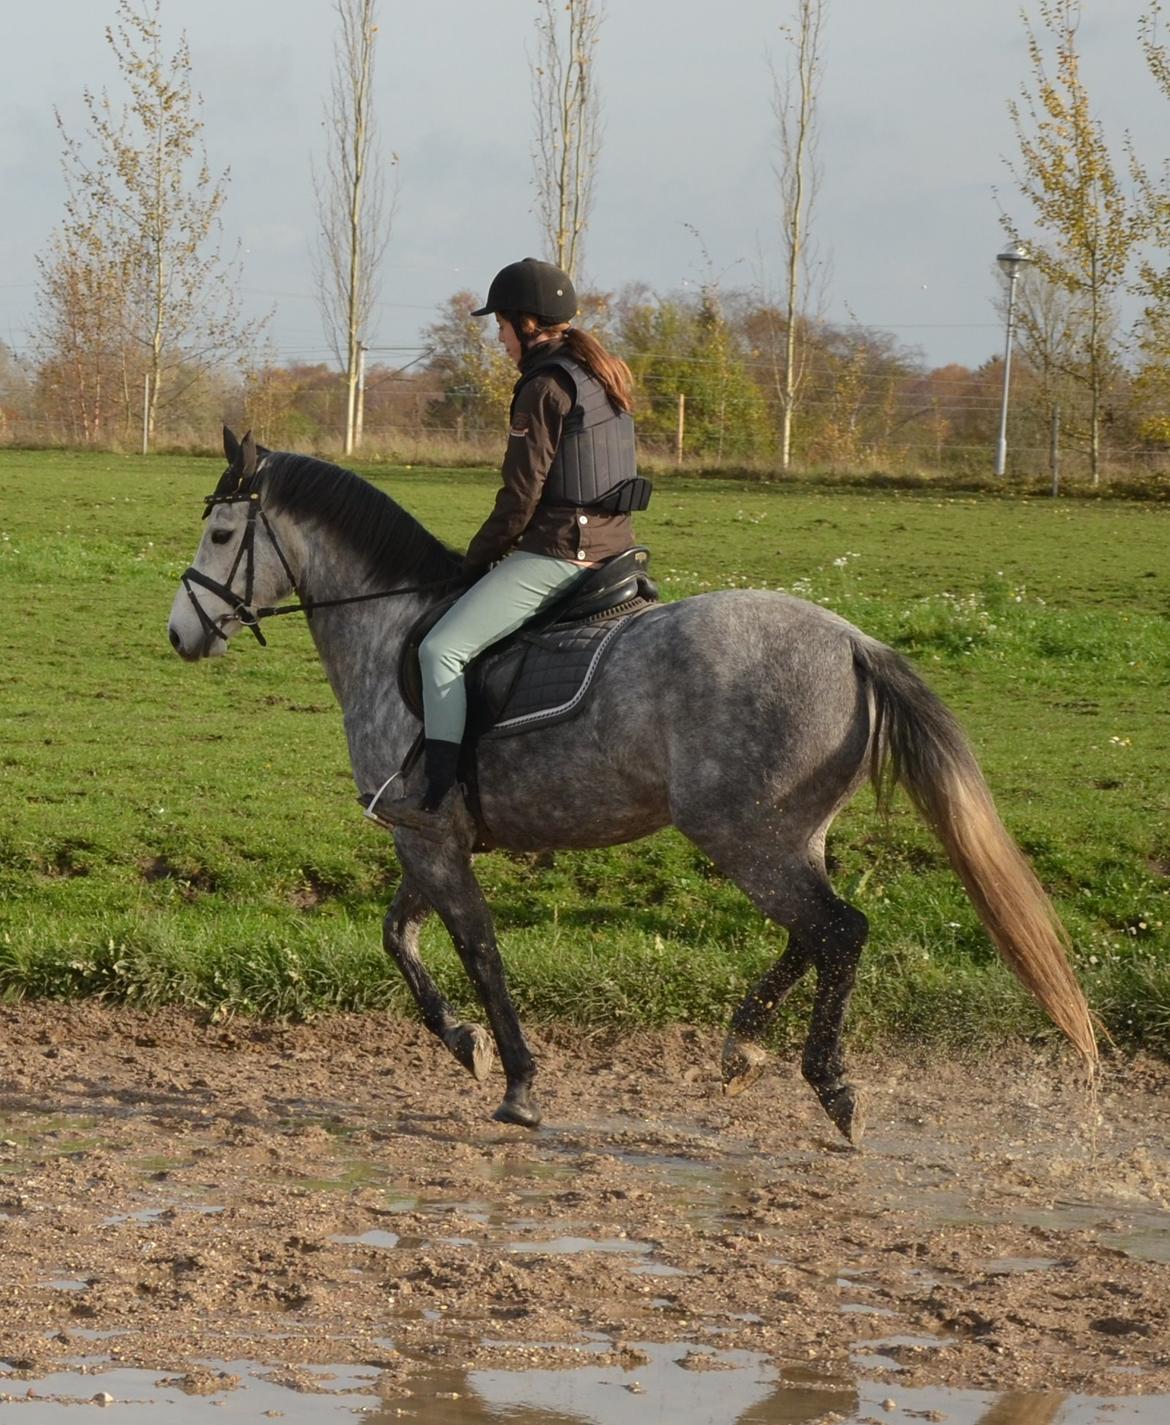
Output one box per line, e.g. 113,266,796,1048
1,0,1165,372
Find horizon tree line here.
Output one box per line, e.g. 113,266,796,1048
20,0,1170,480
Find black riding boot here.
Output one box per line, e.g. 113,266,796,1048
363,739,463,841
418,739,462,811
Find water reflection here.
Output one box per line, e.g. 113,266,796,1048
2,1353,1168,1423
366,1344,855,1424
359,1354,1170,1425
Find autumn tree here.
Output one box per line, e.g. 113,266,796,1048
314,0,395,455
0,343,32,440
771,0,828,471
531,0,603,280
617,288,772,461
422,292,515,435
1003,0,1137,483
1128,3,1170,445
34,222,132,442
38,0,261,445
998,255,1117,462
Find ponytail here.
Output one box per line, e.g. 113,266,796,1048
560,328,634,413
508,313,635,413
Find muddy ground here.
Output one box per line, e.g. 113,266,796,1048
0,1002,1166,1406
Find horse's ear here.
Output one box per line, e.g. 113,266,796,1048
240,430,258,481
223,425,241,464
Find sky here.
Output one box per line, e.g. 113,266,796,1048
1,0,1165,374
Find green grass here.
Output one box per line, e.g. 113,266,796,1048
1,449,1168,1052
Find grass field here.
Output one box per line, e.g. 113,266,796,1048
1,448,1167,1054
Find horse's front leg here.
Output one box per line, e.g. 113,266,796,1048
382,877,494,1082
397,835,540,1128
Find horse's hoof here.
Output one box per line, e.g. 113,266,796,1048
447,1024,494,1082
721,1036,769,1098
820,1084,865,1146
493,1097,542,1129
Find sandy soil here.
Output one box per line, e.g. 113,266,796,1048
0,1002,1166,1404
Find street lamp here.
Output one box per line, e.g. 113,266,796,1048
994,240,1033,478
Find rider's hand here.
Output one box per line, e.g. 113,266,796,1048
459,560,489,586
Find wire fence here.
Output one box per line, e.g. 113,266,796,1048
3,353,1168,484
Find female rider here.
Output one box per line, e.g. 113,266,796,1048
371,257,647,839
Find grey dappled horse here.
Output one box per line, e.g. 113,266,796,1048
168,431,1097,1141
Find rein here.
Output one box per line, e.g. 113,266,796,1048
180,488,459,649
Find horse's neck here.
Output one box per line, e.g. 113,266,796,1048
295,525,430,787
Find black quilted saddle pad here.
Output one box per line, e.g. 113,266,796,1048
472,612,640,740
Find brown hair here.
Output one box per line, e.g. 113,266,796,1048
506,313,635,413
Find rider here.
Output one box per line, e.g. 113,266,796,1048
372,257,647,838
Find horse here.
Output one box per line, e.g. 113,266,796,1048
167,430,1097,1141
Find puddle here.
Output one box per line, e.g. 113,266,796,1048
504,1234,654,1255
0,1114,106,1161
851,1333,955,1373
2,1347,1165,1423
0,1358,381,1419
331,1228,401,1248
101,1204,224,1227
977,1255,1060,1275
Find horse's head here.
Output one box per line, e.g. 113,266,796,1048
167,427,298,661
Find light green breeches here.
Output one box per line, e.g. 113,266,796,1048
418,551,583,743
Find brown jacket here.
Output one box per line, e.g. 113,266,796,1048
462,341,635,576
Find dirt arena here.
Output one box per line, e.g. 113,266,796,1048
0,1003,1166,1412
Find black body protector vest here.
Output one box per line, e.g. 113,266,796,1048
513,352,653,514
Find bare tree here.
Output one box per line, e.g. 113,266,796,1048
314,0,395,455
1003,0,1136,483
772,0,828,471
531,0,603,281
39,0,261,445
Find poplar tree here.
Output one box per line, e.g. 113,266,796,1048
314,0,395,455
1130,2,1170,442
1004,0,1136,483
531,0,603,281
772,0,827,471
38,0,260,444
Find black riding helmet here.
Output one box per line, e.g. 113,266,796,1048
472,258,577,325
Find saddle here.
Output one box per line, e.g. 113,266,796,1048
399,546,658,743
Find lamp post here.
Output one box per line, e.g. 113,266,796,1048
994,240,1032,478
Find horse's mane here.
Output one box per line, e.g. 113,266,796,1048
216,450,462,586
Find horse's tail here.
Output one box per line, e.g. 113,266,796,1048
851,636,1098,1066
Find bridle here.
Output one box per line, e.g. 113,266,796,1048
180,486,460,650
179,490,298,647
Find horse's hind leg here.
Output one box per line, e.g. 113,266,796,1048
383,877,493,1082
795,895,870,1143
732,869,868,1143
678,823,869,1143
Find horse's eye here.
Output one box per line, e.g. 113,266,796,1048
210,528,233,545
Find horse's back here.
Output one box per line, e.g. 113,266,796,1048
476,589,874,851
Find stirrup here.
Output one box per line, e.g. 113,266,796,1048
362,770,405,829
362,781,463,843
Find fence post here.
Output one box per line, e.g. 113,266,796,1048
1050,405,1060,497
675,393,686,466
141,374,150,456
